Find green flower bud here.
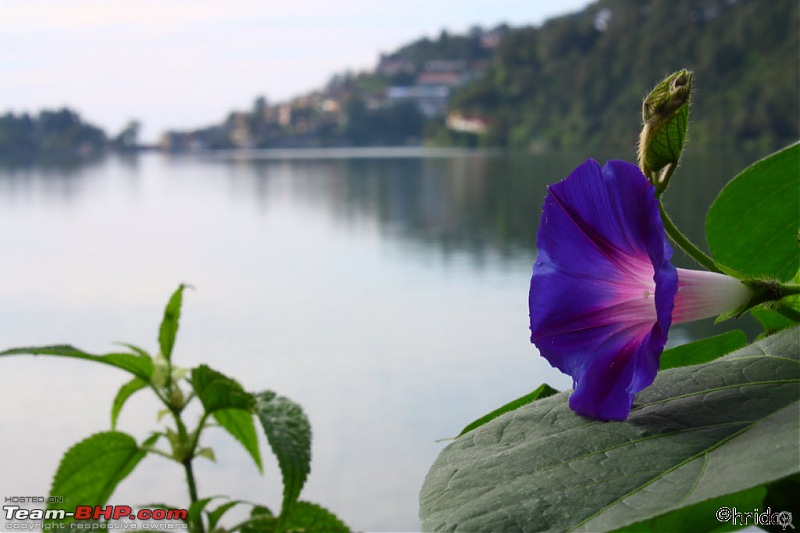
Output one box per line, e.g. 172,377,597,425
169,385,185,410
637,69,692,194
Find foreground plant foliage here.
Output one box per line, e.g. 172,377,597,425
421,326,799,531
420,70,800,531
1,285,349,533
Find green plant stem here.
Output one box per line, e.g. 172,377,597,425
172,410,205,533
772,284,800,322
658,203,721,273
188,413,210,458
183,459,206,533
779,284,800,296
165,401,204,527
183,459,200,503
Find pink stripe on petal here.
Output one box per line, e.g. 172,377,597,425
672,269,753,324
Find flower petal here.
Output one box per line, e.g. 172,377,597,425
529,159,677,421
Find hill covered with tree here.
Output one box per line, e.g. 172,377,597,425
0,109,143,162
163,0,797,153
440,0,798,152
0,109,107,162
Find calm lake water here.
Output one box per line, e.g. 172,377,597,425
0,148,761,531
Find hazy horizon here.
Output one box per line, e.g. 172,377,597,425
1,1,592,143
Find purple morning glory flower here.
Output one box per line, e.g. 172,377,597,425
529,159,752,421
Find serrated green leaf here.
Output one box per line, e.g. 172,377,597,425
420,326,800,532
111,377,148,430
191,365,260,470
279,501,350,533
46,432,156,526
456,383,558,438
187,497,216,531
254,391,312,531
238,506,277,533
659,330,748,370
191,365,254,413
207,500,244,530
0,345,153,381
706,143,800,281
214,408,263,472
159,284,189,361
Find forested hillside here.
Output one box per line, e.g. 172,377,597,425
0,109,108,161
443,0,798,152
145,0,800,153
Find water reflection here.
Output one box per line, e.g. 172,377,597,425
201,149,592,264
0,148,763,266
195,147,762,267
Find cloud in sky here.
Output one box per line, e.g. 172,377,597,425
1,0,592,141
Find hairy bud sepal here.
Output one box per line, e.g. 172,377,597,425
638,69,692,194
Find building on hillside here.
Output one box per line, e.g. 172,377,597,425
376,56,417,77
446,111,489,135
415,70,463,88
385,85,450,117
229,112,254,148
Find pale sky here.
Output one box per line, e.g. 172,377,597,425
1,0,592,142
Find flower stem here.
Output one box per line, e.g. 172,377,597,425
779,284,800,296
741,279,800,322
658,203,721,273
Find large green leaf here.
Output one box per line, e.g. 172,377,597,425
191,365,261,470
47,432,156,525
706,143,800,281
233,501,349,533
0,345,153,381
751,307,798,335
659,330,747,370
238,506,277,533
456,383,558,438
751,266,800,334
191,364,254,412
159,284,188,361
254,391,312,531
620,485,767,533
186,497,216,532
419,327,800,532
279,501,350,533
214,408,263,472
111,377,148,430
